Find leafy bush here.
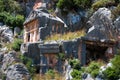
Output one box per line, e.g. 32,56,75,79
112,4,120,19
15,15,24,29
11,38,23,51
57,0,92,13
58,53,65,60
71,69,82,80
0,12,24,29
2,74,6,80
103,67,118,80
86,61,100,78
45,69,55,79
103,54,120,79
20,55,36,77
0,0,22,13
0,0,4,12
92,0,115,10
69,59,81,70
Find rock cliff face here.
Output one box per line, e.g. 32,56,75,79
0,51,31,80
86,8,117,41
0,25,13,43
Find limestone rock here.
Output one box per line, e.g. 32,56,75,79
114,16,120,35
0,25,13,42
1,51,20,73
6,63,30,80
0,52,4,62
87,7,112,30
0,22,3,26
14,27,21,36
85,8,116,41
0,51,31,80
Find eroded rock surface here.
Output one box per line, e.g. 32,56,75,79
0,25,13,42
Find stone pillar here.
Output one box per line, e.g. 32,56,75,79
24,32,28,43
30,32,33,42
33,31,36,42
81,41,86,66
24,27,28,43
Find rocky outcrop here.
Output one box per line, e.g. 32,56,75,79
0,51,31,80
1,51,20,73
65,10,86,31
0,25,13,42
114,17,120,36
14,27,21,36
85,7,116,41
87,7,113,30
6,63,30,80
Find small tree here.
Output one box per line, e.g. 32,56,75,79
69,59,81,70
103,54,120,79
86,61,100,78
11,38,23,51
71,69,82,80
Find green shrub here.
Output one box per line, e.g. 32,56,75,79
69,59,81,70
58,53,65,60
0,12,24,29
20,55,36,77
71,69,82,80
0,0,5,12
86,61,100,78
112,4,120,19
45,69,55,79
15,15,24,29
92,0,115,10
103,67,119,80
11,38,23,51
2,74,6,80
103,54,120,79
57,0,92,13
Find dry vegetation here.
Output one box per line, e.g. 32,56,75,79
33,74,64,80
45,30,85,41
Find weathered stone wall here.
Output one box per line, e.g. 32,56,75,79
27,43,40,65
38,16,65,40
61,39,80,58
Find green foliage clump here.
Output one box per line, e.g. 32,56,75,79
2,74,6,80
92,0,115,10
0,0,22,14
0,0,4,12
71,69,82,80
103,54,120,79
103,67,118,80
58,53,65,60
0,0,24,29
69,59,82,79
86,61,100,78
45,69,55,79
112,4,120,19
57,0,92,13
20,55,36,77
0,12,24,29
69,59,81,70
11,38,23,51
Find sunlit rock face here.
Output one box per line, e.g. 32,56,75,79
6,63,30,80
0,51,31,80
85,7,116,41
65,10,86,31
114,17,120,36
0,25,13,42
87,8,112,30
